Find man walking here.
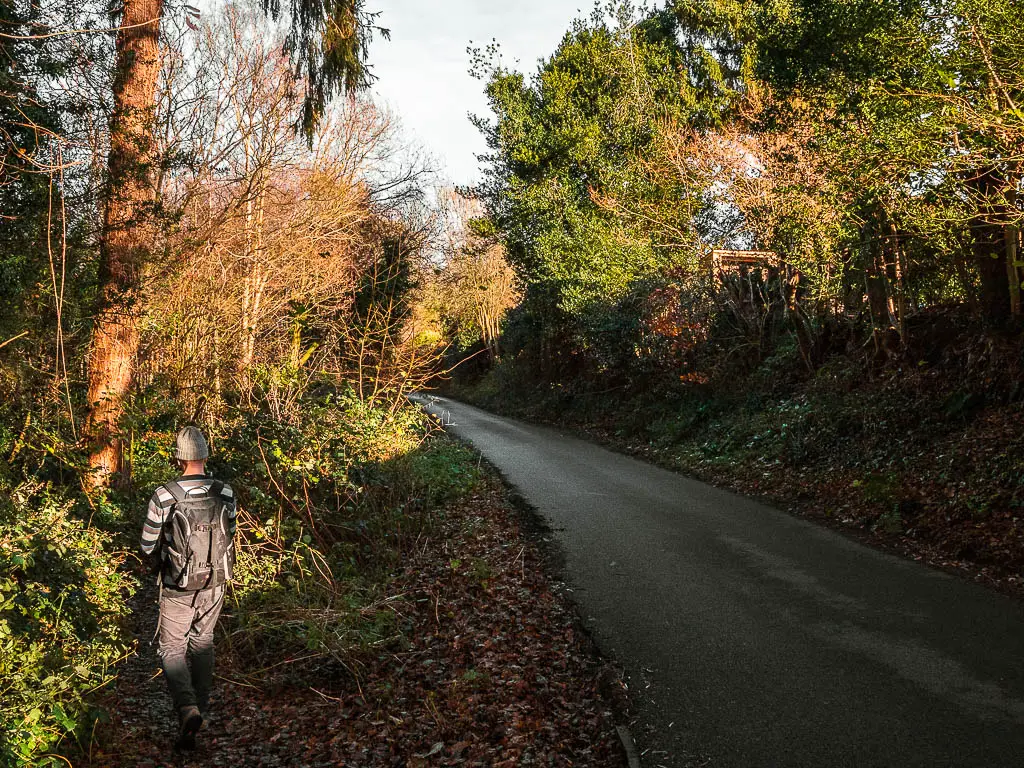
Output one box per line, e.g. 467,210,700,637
140,426,237,751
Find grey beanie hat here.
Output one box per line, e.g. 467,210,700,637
175,426,209,461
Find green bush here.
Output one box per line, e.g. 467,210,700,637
0,382,481,760
206,390,479,680
0,483,135,767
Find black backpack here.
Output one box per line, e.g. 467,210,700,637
162,480,235,591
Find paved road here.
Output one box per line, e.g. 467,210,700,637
415,395,1024,767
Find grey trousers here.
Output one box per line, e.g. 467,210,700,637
157,584,225,713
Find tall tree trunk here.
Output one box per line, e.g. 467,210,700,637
783,267,814,372
85,0,163,488
862,216,894,356
885,222,908,344
1005,189,1020,317
966,166,1011,324
239,175,267,395
1007,223,1020,317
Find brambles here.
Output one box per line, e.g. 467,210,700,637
183,393,484,683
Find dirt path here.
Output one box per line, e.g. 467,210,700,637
81,477,627,767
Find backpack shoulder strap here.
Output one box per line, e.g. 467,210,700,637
208,480,224,498
164,481,187,505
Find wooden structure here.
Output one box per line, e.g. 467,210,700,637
700,247,816,370
703,248,781,271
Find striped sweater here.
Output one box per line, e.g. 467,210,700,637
140,475,237,579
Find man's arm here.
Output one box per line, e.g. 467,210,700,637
140,486,173,555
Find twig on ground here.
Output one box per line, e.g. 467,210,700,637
310,687,344,703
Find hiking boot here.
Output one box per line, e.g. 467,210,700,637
174,705,203,751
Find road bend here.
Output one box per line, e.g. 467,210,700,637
414,394,1024,768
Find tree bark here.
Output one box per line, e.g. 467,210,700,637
862,217,894,356
1007,224,1020,317
783,267,815,372
1005,190,1020,317
966,166,1012,324
886,222,908,344
85,0,164,488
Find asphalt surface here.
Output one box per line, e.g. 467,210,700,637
415,395,1024,768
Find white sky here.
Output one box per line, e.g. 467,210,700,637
366,0,591,188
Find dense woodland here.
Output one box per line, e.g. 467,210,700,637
450,0,1024,604
2,0,1024,764
464,0,1024,378
0,0,493,763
